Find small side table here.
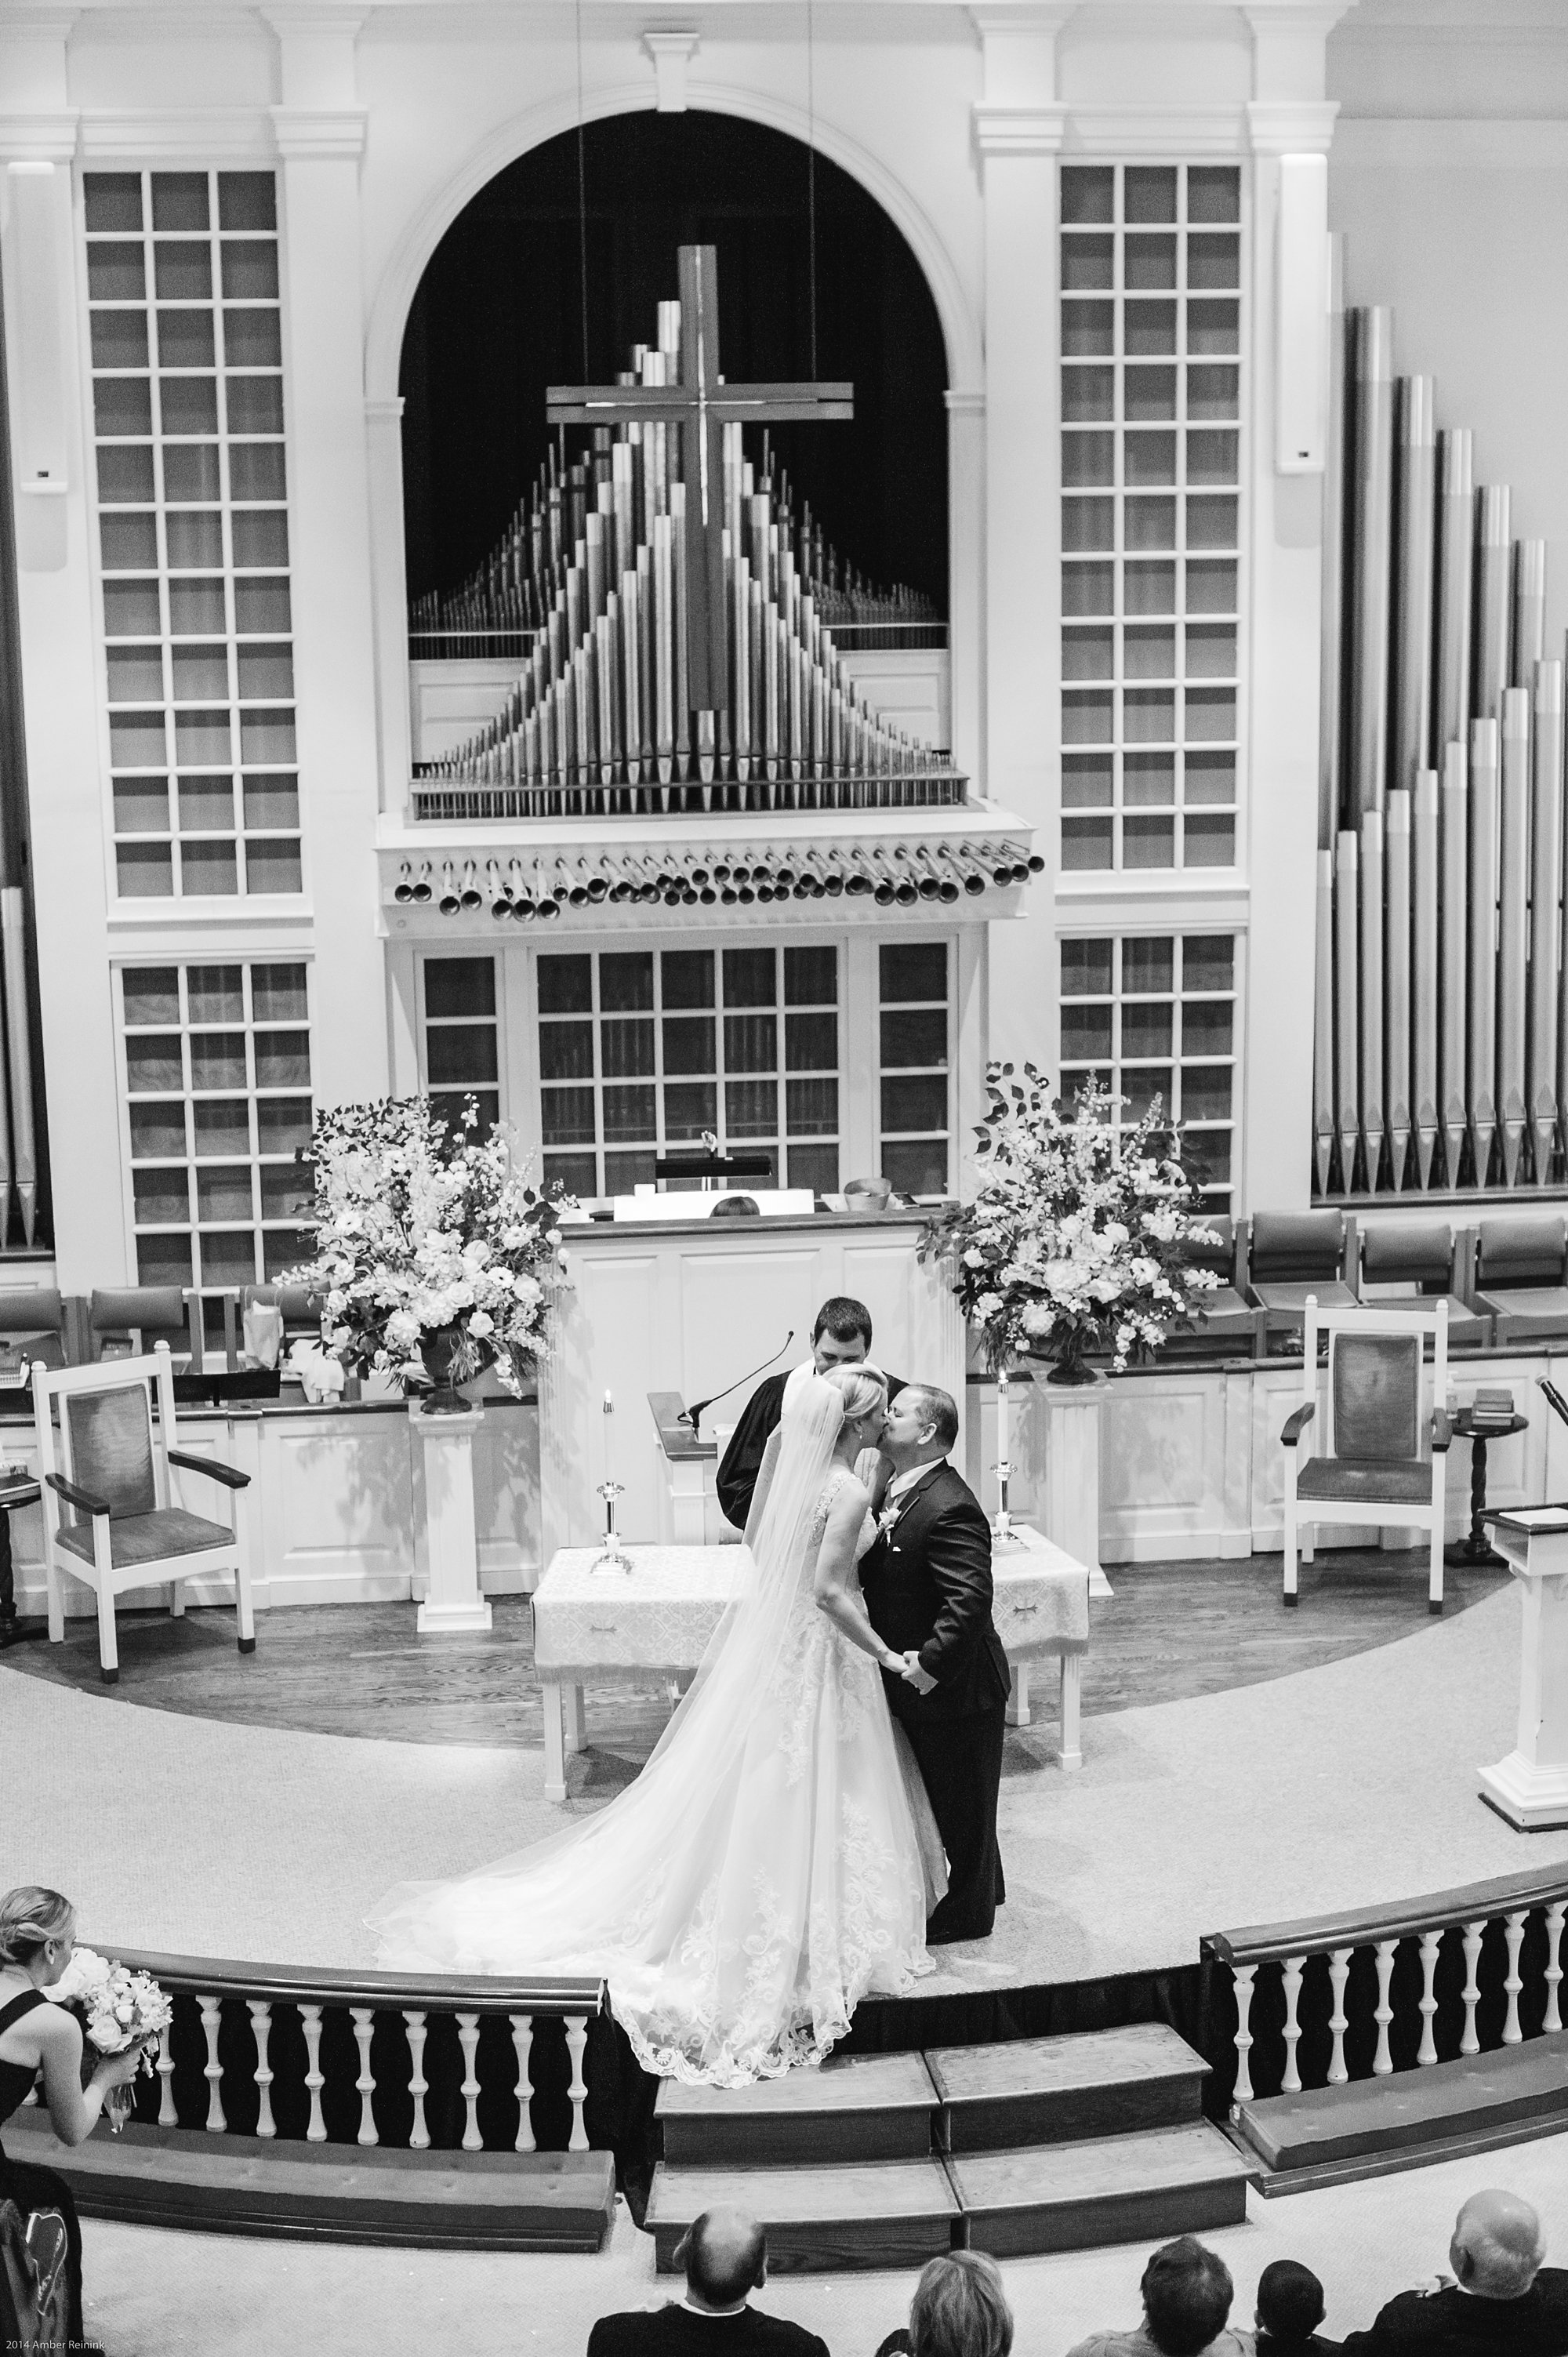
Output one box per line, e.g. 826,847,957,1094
0,1473,42,1648
1446,1410,1531,1568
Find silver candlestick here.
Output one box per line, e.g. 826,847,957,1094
591,1478,634,1576
992,1366,1025,1552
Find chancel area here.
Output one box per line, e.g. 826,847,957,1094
3,5,1568,2354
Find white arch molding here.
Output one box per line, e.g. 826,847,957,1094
362,78,983,404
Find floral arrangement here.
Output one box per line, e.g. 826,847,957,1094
47,1947,172,2133
290,1095,572,1403
918,1066,1221,1378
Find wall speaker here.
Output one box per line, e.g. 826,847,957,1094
1276,153,1329,476
5,162,69,499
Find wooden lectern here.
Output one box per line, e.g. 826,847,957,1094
1478,1505,1568,1831
648,1390,720,1545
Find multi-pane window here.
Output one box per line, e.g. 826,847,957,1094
537,946,840,1199
1060,164,1240,873
1058,934,1237,1208
422,958,501,1137
85,169,302,898
880,942,950,1196
120,962,314,1308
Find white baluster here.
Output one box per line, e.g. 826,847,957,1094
1327,1948,1352,2085
405,2011,430,2152
1461,1919,1484,2057
1373,1940,1398,2076
1417,1929,1442,2066
1230,1966,1257,2112
199,1994,226,2132
1280,1956,1305,2094
510,2014,535,2154
350,2007,378,2146
157,2024,176,2126
300,2003,326,2141
456,2013,483,2153
1544,1901,1566,2034
564,2014,590,2152
247,2001,275,2139
1502,1912,1527,2045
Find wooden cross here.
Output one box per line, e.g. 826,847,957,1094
546,244,852,713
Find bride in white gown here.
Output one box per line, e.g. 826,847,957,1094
367,1364,943,2086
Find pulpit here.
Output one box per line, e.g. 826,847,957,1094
538,1208,966,1556
1478,1505,1568,1830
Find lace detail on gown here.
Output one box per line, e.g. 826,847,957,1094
369,1456,933,2086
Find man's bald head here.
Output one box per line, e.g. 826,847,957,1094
676,2206,768,2309
1450,2190,1546,2300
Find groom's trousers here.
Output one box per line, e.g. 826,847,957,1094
903,1702,1007,1944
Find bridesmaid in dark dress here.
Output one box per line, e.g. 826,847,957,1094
0,1887,141,2355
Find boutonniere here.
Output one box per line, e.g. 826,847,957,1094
876,1502,901,1538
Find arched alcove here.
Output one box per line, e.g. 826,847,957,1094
398,110,950,618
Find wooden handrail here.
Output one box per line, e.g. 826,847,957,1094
1203,1859,1568,1967
94,1945,606,2014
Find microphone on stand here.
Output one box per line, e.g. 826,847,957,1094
681,1331,795,1440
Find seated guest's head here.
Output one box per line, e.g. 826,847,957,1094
1450,2188,1546,2301
880,1382,960,1467
1256,2260,1327,2345
673,2206,768,2313
822,1361,889,1450
1140,2237,1234,2357
812,1295,874,1374
712,1195,760,1218
907,2251,1013,2357
0,1886,77,1985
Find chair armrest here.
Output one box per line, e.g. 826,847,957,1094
1430,1408,1454,1453
45,1471,112,1517
1280,1403,1316,1447
166,1447,250,1491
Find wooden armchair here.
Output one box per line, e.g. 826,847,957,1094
1279,1298,1452,1614
33,1343,254,1683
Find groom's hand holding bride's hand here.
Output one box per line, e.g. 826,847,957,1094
898,1651,938,1695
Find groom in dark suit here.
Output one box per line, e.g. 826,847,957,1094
860,1384,1010,1944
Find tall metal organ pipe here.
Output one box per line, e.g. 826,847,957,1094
1348,309,1396,821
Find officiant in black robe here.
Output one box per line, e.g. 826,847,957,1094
715,1295,906,1531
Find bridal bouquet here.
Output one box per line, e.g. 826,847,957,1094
48,1947,172,2133
919,1066,1221,1380
291,1095,573,1407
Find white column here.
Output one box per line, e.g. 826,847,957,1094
266,9,388,1110
972,11,1067,1084
1240,14,1345,1211
365,394,412,814
412,1404,492,1633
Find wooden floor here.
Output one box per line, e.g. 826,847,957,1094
2,1548,1510,1756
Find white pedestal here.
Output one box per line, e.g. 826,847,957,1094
1034,1372,1114,1598
1478,1516,1568,1830
412,1405,492,1634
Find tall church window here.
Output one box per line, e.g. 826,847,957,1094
879,942,951,1197
118,961,314,1306
420,957,502,1138
1057,933,1237,1208
533,946,842,1200
1059,165,1241,874
85,169,302,899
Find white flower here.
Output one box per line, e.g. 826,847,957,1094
385,1311,420,1351
469,1309,494,1338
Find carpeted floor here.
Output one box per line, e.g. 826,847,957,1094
7,1571,1565,1992
74,2127,1568,2357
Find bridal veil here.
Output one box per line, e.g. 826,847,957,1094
367,1373,932,2083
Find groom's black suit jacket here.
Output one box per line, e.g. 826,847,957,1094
859,1462,1010,1724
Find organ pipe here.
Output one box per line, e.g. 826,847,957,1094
1473,485,1512,725
1433,429,1474,768
1514,539,1547,687
1313,851,1334,1195
1497,688,1531,1183
1385,790,1411,1191
1348,308,1396,820
1439,740,1468,1190
1360,809,1386,1186
1335,830,1360,1189
1530,659,1563,1183
1319,238,1348,851
1468,714,1501,1185
1412,768,1439,1189
1391,376,1436,801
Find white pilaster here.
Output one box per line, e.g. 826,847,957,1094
265,9,387,1112
972,9,1068,1084
365,394,412,815
945,388,985,784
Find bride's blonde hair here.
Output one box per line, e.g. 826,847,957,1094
822,1362,888,1426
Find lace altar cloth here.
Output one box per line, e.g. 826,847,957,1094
533,1527,1087,1683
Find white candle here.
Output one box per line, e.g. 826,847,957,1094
996,1368,1009,1490
603,1388,614,1487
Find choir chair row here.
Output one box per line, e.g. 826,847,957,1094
0,1284,323,1390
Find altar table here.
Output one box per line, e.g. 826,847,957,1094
531,1524,1089,1802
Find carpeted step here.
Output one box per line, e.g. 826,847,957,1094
949,2123,1254,2258
644,2156,960,2273
4,2109,615,2251
657,2052,939,2167
927,2025,1210,2153
1233,2030,1568,2174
